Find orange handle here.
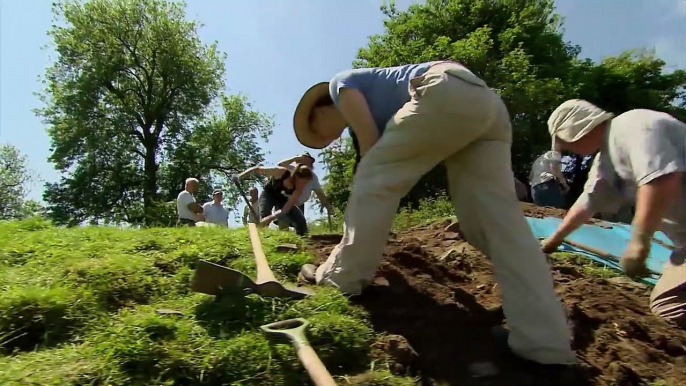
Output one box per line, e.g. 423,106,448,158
248,223,277,284
297,345,337,386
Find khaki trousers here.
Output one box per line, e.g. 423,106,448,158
315,63,576,364
650,219,686,328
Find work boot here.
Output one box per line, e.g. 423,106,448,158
298,264,317,284
491,326,588,385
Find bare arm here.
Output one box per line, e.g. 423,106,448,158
187,202,204,214
548,199,595,242
338,88,379,158
632,172,680,238
238,166,287,180
277,156,300,168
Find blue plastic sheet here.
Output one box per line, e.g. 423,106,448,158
525,216,674,285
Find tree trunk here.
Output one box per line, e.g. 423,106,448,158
143,139,158,225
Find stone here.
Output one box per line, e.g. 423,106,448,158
443,232,461,240
276,243,298,252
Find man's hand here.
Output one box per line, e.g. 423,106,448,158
620,232,651,278
541,235,563,254
560,183,570,193
195,213,206,222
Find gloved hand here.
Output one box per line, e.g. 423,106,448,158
540,235,563,254
620,231,651,278
231,174,242,185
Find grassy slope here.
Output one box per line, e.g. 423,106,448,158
0,217,415,386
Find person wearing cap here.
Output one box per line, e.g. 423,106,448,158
292,61,578,369
235,163,314,236
529,150,569,208
278,152,334,218
202,189,230,227
542,99,686,328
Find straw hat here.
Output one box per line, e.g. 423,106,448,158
293,82,338,149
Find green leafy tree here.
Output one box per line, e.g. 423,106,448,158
37,0,271,225
323,0,686,209
0,145,42,220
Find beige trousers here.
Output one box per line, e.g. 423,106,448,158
650,219,686,328
315,63,576,364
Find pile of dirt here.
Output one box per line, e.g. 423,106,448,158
308,207,686,385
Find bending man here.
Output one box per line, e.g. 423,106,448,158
292,61,576,368
236,164,314,236
541,99,686,328
278,151,334,218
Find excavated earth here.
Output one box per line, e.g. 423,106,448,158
308,203,686,386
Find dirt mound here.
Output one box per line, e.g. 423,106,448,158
308,214,686,385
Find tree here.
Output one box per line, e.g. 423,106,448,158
0,145,41,220
38,0,272,225
323,0,686,210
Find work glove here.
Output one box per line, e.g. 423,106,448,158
540,235,563,254
620,231,651,278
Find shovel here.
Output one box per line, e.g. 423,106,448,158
261,318,336,386
190,177,313,299
190,223,312,299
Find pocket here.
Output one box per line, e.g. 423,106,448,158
443,67,487,87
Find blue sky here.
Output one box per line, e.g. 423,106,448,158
1,0,685,222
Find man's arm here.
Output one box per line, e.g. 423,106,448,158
632,172,680,239
338,88,379,158
238,166,286,180
277,156,300,168
187,201,204,214
242,206,249,225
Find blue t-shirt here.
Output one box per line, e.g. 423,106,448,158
328,62,440,168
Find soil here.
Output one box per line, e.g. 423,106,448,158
307,204,686,386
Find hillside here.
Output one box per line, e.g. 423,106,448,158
1,206,685,385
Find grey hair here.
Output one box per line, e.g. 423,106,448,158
185,178,199,184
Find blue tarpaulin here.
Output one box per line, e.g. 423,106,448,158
525,216,674,285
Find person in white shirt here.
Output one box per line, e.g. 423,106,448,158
242,187,261,225
176,178,204,226
541,99,686,328
202,189,230,227
529,150,569,208
277,152,334,218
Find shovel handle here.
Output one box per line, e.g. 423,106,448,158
563,239,620,263
297,345,337,386
248,223,277,283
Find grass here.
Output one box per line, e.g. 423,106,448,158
0,217,415,385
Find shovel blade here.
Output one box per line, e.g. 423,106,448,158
256,280,314,299
191,260,257,296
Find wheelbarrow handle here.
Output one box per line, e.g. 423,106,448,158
248,223,277,283
297,345,337,386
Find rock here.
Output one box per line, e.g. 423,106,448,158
276,243,298,252
379,335,418,366
439,249,459,261
476,284,486,290
444,221,461,233
443,232,461,240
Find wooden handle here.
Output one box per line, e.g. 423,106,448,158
248,223,277,284
563,239,619,262
296,345,337,386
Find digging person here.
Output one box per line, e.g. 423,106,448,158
529,150,570,208
292,61,578,371
278,151,335,221
541,99,686,329
235,164,314,236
